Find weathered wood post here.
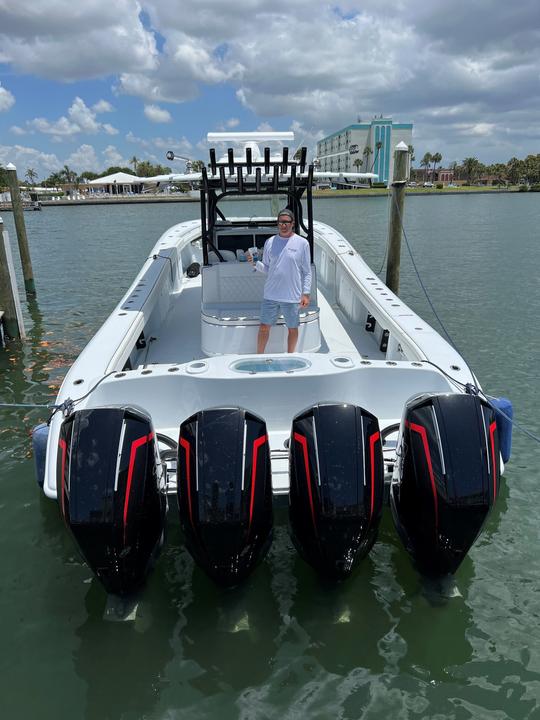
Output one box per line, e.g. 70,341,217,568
385,142,410,295
0,216,25,339
6,162,36,295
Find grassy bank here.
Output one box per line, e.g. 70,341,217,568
312,186,520,198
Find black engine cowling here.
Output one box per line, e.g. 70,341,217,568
390,392,501,577
178,407,273,586
57,406,167,596
289,402,384,579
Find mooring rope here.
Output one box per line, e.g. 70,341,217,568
0,370,118,423
0,402,49,409
387,192,540,444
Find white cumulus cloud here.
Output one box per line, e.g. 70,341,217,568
0,82,15,112
0,143,61,179
102,144,125,167
0,0,539,161
0,1,158,81
27,97,118,140
65,144,101,173
92,99,114,114
144,104,172,123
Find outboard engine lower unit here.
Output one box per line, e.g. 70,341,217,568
57,406,167,596
289,402,384,579
391,392,501,577
178,407,272,586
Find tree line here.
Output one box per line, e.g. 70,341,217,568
0,156,172,189
415,151,540,185
2,152,540,189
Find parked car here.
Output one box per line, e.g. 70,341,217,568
408,181,417,187
423,182,434,188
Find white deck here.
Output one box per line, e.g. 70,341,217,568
42,217,476,500
143,276,385,365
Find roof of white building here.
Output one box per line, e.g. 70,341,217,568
88,172,141,185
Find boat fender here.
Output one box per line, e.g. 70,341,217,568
490,396,513,463
186,262,200,278
32,423,49,488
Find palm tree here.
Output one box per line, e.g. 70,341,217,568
431,152,442,181
462,157,480,184
370,141,383,172
61,165,77,185
130,156,139,175
353,158,363,173
487,163,507,187
408,145,415,163
506,157,524,185
363,146,372,169
190,160,205,172
25,168,38,186
420,152,432,183
42,171,64,188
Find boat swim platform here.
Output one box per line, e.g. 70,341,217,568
142,275,386,366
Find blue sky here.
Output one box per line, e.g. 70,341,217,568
1,0,539,180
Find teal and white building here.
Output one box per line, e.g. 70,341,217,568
316,118,413,186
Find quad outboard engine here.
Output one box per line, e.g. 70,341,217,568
391,392,501,577
289,402,384,579
57,406,167,596
178,407,273,586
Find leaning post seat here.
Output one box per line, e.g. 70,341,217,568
201,261,320,355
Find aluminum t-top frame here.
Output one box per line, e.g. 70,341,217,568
200,143,314,265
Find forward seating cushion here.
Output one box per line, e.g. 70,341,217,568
201,262,319,325
207,250,237,264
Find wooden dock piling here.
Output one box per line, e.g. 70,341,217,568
385,142,410,295
0,216,25,340
6,163,36,295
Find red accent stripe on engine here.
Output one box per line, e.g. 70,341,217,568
293,432,317,536
406,421,439,533
489,421,498,501
123,432,153,544
368,431,380,521
58,438,67,518
249,434,267,530
179,436,194,527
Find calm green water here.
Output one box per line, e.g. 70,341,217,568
1,194,539,720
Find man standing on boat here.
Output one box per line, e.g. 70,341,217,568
248,209,311,353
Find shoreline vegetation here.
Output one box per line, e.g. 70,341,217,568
24,185,532,207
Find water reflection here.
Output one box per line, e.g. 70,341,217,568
397,564,474,682
178,542,281,694
289,552,391,676
73,555,177,720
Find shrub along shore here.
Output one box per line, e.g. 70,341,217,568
28,184,534,207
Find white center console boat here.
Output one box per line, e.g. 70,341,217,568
34,132,512,598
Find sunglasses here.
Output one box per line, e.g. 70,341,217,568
277,220,293,225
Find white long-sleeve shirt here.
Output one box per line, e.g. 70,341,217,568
255,233,312,303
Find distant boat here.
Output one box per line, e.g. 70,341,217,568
0,200,42,211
